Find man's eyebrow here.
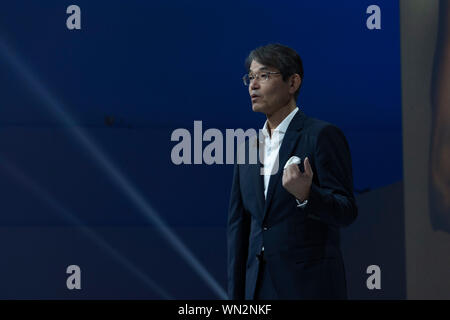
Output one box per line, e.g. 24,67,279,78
249,66,270,73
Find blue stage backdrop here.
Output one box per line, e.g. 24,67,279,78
0,0,403,299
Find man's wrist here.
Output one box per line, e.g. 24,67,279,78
295,188,310,203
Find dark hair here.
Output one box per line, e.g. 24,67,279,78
245,43,304,100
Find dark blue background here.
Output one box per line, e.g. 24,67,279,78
0,0,403,299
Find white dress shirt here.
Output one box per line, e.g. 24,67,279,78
260,107,307,207
259,107,307,254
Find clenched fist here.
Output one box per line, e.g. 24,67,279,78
282,157,313,202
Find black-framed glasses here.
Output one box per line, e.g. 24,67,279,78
242,71,281,86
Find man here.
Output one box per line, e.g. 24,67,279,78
227,44,357,300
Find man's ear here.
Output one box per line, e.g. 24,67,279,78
289,74,301,94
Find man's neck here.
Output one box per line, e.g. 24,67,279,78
266,102,297,137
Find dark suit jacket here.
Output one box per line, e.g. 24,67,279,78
227,110,357,300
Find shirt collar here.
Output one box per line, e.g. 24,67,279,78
262,107,299,138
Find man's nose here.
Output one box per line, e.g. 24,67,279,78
250,79,260,90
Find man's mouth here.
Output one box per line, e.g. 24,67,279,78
251,94,260,101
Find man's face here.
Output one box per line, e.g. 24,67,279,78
248,60,291,116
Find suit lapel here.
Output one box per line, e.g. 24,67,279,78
262,110,306,221
254,158,265,218
246,133,265,219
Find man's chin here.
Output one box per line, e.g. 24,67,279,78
252,103,266,113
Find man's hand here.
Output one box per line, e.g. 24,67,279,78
282,157,313,202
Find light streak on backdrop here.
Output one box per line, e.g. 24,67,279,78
0,157,172,299
0,38,227,299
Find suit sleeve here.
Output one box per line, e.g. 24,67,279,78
227,163,250,300
301,125,358,227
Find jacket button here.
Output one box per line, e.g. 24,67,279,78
263,226,268,231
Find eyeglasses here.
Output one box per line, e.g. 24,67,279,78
242,71,281,86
